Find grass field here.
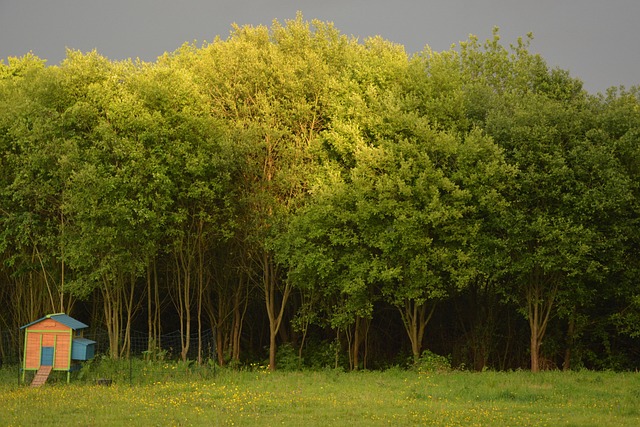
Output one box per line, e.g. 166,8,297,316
1,366,639,426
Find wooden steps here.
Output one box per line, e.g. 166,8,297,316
31,366,53,388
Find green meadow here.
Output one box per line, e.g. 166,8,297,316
1,367,639,426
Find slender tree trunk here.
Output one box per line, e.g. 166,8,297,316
32,245,56,313
119,275,138,359
207,253,251,366
197,290,203,364
59,210,65,313
399,300,436,363
530,321,541,373
208,285,226,365
501,310,514,371
347,317,371,370
362,317,371,370
297,289,315,365
231,280,248,362
334,329,342,369
527,275,557,372
180,253,191,362
147,263,154,359
102,277,121,359
154,261,161,355
563,307,576,371
173,244,192,362
353,317,360,371
13,271,51,331
197,226,205,365
262,252,292,371
216,325,225,365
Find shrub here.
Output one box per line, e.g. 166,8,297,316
414,350,452,373
275,342,302,371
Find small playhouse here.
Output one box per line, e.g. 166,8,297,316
21,313,96,386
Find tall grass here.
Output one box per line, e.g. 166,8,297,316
1,364,638,426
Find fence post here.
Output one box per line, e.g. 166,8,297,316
17,328,22,386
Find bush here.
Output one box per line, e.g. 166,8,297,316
301,338,344,370
275,343,302,371
414,350,452,373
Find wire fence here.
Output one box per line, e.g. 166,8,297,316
81,328,218,385
1,330,20,366
86,328,217,361
2,327,218,386
0,327,216,366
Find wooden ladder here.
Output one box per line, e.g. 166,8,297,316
31,365,53,388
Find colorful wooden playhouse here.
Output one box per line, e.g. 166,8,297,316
21,313,96,386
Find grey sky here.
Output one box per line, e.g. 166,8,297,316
0,0,638,93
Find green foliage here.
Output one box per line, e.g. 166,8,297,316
1,17,639,372
301,338,346,370
275,342,301,371
413,350,452,373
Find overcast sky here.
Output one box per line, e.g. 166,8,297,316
1,0,638,94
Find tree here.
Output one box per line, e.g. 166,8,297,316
592,88,640,357
1,21,639,371
478,69,602,372
180,15,347,369
60,54,167,358
131,59,235,362
0,53,77,325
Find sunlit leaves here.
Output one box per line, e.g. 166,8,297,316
1,18,639,370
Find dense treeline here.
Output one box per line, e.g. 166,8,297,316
1,17,639,372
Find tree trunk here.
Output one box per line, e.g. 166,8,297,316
399,300,436,364
297,289,316,365
526,276,558,372
31,245,57,313
262,252,291,371
146,262,160,359
173,243,192,362
102,277,121,359
154,261,161,355
197,232,205,365
231,280,248,362
120,275,137,359
352,317,360,370
530,322,541,373
347,316,371,370
563,307,576,371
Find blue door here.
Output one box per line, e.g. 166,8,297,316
41,347,54,366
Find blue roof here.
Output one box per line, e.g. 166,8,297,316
21,313,89,330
